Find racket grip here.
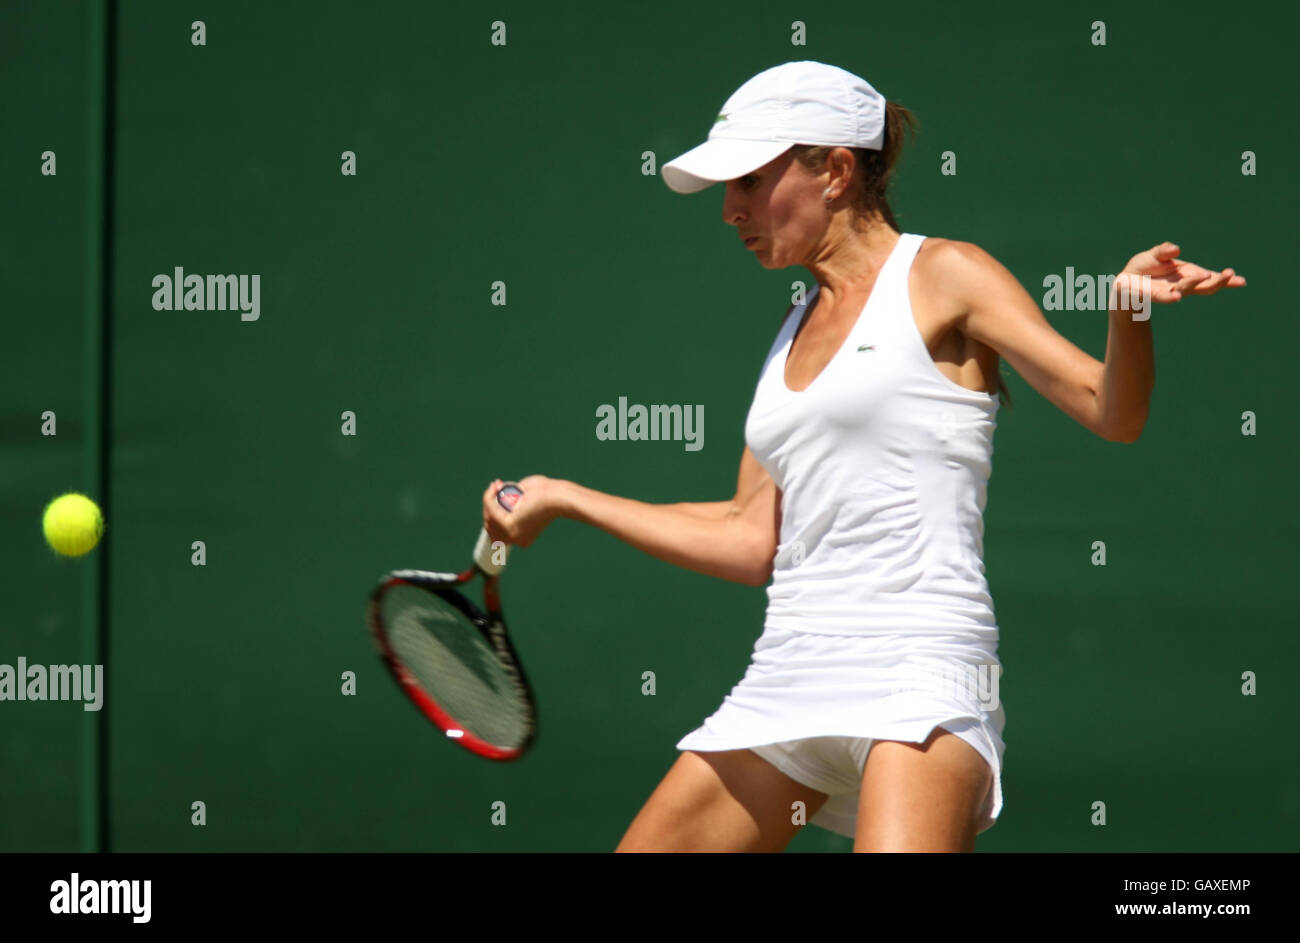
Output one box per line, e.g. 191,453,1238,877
475,482,522,576
473,526,508,575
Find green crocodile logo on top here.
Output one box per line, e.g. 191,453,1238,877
857,344,876,352
714,112,729,124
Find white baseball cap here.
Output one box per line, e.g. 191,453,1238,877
662,61,887,194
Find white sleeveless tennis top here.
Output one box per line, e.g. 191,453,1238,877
676,231,1007,837
744,232,1000,639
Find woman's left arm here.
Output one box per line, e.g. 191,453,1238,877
939,240,1245,442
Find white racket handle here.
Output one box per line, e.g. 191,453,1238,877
474,481,524,576
473,527,508,576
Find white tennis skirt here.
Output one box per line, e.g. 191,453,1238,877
676,625,1007,839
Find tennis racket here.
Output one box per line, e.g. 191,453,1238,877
367,481,536,760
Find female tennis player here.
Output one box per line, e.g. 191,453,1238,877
481,61,1244,852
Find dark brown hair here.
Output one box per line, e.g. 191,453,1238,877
789,102,1013,409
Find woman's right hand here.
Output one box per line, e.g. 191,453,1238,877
482,475,566,549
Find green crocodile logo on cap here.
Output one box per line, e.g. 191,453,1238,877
714,112,729,124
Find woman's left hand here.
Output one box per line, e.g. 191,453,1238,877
1114,241,1246,307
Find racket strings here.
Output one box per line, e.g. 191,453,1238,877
384,586,531,748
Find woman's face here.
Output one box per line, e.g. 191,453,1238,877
722,150,828,269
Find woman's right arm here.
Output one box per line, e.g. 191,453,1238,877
553,446,780,587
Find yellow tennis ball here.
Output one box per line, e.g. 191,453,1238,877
42,493,104,557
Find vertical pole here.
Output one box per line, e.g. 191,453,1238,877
82,0,117,854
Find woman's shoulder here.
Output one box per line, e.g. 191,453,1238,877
913,236,1007,300
915,235,997,268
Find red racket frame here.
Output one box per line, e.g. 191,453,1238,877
368,565,537,761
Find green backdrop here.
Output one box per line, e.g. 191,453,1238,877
3,0,1296,852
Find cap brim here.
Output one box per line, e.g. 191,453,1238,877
661,138,794,194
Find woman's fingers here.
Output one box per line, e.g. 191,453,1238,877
1175,266,1213,292
1196,271,1230,292
1127,244,1246,303
1151,241,1181,263
483,478,510,543
1184,267,1242,295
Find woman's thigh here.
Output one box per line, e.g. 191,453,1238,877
854,725,994,853
616,749,831,852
